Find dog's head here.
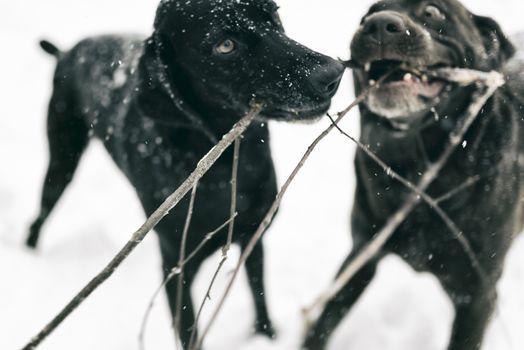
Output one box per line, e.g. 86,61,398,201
350,0,514,131
138,0,344,129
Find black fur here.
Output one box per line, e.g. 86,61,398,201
27,0,344,348
304,1,523,349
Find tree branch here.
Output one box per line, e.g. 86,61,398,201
188,256,228,350
188,137,241,349
20,104,262,350
223,138,241,256
174,183,199,350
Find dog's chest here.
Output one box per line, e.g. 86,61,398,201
356,120,523,270
111,124,277,221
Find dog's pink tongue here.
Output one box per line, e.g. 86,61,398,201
387,78,445,98
416,81,445,98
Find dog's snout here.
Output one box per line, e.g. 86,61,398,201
310,61,344,98
362,12,406,42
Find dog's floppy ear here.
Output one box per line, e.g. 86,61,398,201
136,34,218,143
474,15,515,67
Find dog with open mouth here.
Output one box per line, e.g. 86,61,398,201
26,0,344,347
304,1,523,349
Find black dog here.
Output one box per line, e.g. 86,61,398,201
27,0,343,347
304,1,522,349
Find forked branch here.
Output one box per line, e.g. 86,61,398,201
188,137,242,349
138,214,237,350
21,104,262,350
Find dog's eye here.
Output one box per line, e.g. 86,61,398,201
424,5,446,21
215,39,236,55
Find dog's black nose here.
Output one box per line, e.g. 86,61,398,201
362,12,406,42
310,61,344,98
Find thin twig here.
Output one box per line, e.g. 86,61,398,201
21,104,263,350
174,183,199,350
138,214,237,350
188,256,228,350
223,138,241,256
435,174,482,203
189,138,242,349
140,272,181,350
184,215,238,268
192,75,386,349
302,68,504,328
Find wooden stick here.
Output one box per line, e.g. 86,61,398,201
20,104,262,350
174,183,199,350
188,138,241,349
223,138,241,256
188,256,228,350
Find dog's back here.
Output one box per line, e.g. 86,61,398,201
44,36,144,158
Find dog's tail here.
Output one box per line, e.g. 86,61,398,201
39,40,62,58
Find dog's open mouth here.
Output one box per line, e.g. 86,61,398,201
365,60,448,99
359,59,454,129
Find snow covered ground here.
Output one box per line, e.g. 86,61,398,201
1,0,524,349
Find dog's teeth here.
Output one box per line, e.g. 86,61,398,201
422,74,428,83
364,63,371,72
369,79,376,86
403,73,412,81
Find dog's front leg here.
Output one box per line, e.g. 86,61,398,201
446,286,497,350
158,240,199,349
242,240,276,338
302,248,382,350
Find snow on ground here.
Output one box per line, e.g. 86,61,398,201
1,0,524,349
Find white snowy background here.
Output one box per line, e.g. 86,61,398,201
1,0,524,349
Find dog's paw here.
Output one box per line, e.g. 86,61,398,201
301,330,327,350
25,234,39,249
253,321,277,339
25,221,43,249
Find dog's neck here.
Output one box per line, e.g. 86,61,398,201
160,62,253,139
